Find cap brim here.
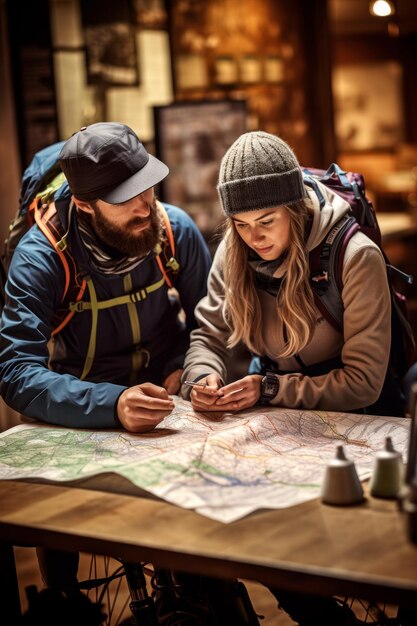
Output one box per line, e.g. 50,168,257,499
100,154,169,204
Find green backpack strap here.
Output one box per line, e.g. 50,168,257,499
32,200,179,379
70,203,180,380
68,276,167,313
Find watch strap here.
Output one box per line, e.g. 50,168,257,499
260,371,279,404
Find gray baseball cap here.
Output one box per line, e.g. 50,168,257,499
59,122,169,204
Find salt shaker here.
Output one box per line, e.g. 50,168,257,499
370,436,403,499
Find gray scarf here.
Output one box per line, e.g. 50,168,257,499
248,252,287,297
76,210,153,275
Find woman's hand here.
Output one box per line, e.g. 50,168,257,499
215,375,263,411
189,374,263,412
189,373,223,410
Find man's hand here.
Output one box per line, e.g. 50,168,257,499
117,383,175,433
163,368,183,395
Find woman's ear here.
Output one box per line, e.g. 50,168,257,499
72,195,95,215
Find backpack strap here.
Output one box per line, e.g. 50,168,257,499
309,214,359,334
29,197,180,378
68,276,167,312
30,198,87,336
73,272,169,380
67,204,179,380
66,204,179,315
155,202,180,288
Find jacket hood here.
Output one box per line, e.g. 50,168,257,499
304,180,351,251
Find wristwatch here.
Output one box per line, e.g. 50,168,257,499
260,371,279,404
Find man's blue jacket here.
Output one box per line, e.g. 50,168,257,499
0,184,211,428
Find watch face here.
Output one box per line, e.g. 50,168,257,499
261,373,279,401
264,379,277,395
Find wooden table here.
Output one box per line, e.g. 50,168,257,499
1,476,417,622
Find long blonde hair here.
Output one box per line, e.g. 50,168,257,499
223,201,316,358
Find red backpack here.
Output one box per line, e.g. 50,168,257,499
303,163,415,380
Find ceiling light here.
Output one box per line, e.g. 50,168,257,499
369,1,395,17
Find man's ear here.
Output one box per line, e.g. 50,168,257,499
72,195,95,215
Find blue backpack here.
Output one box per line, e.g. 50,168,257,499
0,142,72,326
0,142,180,335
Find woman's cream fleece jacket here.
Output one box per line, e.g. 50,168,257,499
182,182,390,412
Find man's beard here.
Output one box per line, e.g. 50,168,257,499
87,197,162,258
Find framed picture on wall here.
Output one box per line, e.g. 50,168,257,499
332,61,405,152
153,99,248,242
80,0,139,86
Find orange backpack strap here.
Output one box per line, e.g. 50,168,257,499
155,202,180,289
30,198,87,335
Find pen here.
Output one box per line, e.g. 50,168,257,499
183,380,244,396
183,380,208,388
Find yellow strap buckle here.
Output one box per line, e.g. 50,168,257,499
69,301,85,312
56,236,68,252
166,256,180,272
130,289,148,303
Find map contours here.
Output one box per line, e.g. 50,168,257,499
0,398,410,522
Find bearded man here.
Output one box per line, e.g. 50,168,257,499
0,121,212,597
0,122,211,431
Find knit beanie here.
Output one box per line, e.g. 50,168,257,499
217,131,307,216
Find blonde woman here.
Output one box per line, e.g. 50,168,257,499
181,132,406,625
182,130,403,418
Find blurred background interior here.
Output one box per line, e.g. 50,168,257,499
1,3,417,618
1,0,417,406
